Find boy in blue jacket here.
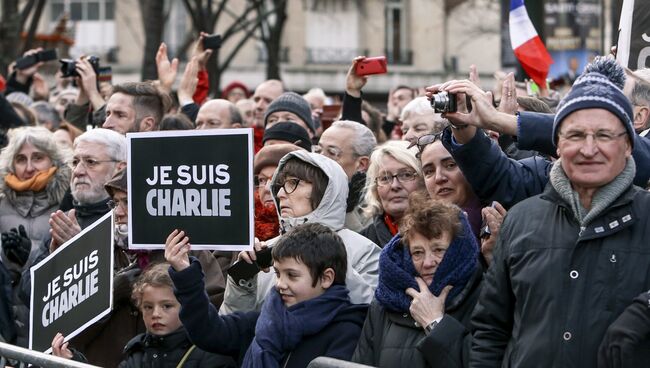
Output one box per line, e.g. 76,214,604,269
164,222,367,368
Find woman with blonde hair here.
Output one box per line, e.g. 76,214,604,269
361,140,425,247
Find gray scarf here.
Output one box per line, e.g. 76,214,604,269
549,158,635,227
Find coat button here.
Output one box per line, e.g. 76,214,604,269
563,332,572,341
569,270,579,279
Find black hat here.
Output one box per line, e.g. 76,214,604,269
262,122,312,151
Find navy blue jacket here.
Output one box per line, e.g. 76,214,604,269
441,128,549,209
169,259,367,368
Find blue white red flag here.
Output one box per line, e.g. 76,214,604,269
509,0,553,86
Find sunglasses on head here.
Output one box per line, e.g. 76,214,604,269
408,132,443,159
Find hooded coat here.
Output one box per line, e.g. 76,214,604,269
220,151,381,314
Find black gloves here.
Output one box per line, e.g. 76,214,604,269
598,291,650,368
1,225,31,267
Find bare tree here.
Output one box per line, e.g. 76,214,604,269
139,0,166,81
182,0,283,95
255,0,288,80
0,0,46,73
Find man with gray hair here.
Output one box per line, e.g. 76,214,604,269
400,96,448,144
31,101,62,131
49,128,126,250
316,120,377,231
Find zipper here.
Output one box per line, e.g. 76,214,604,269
283,351,292,368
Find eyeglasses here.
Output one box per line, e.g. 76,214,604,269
375,171,418,187
70,157,119,170
313,145,344,161
558,130,628,144
272,178,305,195
107,198,128,210
254,175,271,188
408,132,443,158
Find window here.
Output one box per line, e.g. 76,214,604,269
50,0,115,22
385,0,412,64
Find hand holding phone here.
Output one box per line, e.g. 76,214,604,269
228,247,273,285
203,34,222,50
355,56,388,76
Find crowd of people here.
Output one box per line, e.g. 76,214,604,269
0,32,649,368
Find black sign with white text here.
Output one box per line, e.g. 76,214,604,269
29,212,113,353
127,129,253,251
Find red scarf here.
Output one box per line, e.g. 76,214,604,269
383,213,400,236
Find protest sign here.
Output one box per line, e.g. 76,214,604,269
127,128,253,251
29,212,114,353
617,0,650,69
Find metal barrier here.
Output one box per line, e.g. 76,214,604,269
0,341,99,368
308,357,376,368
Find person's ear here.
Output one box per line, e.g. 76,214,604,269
356,156,370,173
115,161,127,173
139,116,156,132
319,267,335,289
636,106,650,131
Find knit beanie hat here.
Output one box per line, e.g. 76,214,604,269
104,168,127,197
254,143,303,175
221,81,250,99
553,56,634,148
263,92,314,134
262,121,312,151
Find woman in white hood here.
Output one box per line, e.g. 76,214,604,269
220,151,381,314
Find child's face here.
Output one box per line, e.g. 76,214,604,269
274,257,325,307
141,285,183,336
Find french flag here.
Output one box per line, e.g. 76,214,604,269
509,0,553,87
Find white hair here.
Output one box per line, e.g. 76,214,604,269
400,96,435,121
74,128,127,162
331,120,377,157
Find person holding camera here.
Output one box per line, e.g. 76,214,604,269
63,56,108,131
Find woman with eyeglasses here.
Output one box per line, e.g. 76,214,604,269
0,126,71,346
220,150,381,314
360,140,425,248
352,193,483,368
252,143,303,241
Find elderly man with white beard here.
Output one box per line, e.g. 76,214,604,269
48,128,126,250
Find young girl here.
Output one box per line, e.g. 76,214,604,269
52,263,235,367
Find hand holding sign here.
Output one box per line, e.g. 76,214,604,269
165,229,191,272
51,332,73,359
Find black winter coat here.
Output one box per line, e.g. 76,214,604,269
353,268,482,368
119,328,236,368
360,215,393,248
471,184,650,368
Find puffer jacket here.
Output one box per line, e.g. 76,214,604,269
470,184,650,368
220,151,381,314
352,268,482,368
119,328,236,368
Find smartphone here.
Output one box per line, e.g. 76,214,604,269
203,34,222,50
355,56,388,76
227,247,273,284
15,49,58,70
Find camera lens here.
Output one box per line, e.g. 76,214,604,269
431,92,450,113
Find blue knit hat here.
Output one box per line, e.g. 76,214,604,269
553,56,634,148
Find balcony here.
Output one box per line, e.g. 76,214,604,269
306,47,369,65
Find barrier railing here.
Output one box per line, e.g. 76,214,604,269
0,341,99,368
308,356,376,368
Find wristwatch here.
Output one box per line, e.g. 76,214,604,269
424,318,441,335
